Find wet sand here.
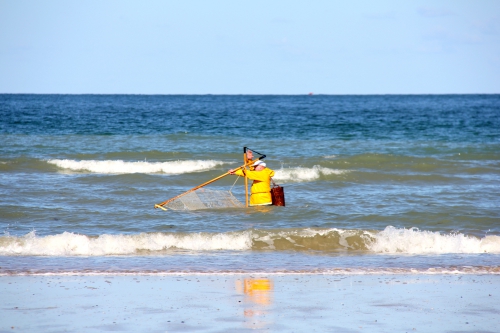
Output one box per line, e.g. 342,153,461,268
1,274,498,332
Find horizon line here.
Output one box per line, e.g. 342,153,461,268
1,93,499,96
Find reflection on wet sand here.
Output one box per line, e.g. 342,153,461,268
236,278,274,329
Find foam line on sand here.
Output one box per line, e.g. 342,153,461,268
1,274,498,332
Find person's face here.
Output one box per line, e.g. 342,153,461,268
254,165,265,171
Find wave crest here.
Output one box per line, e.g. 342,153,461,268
273,166,348,182
369,226,500,254
47,159,227,174
1,227,499,256
0,230,253,256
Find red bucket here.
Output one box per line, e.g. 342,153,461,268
271,185,285,206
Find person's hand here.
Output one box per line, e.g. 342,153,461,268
229,169,235,174
246,151,253,160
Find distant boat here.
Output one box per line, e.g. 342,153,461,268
308,92,313,96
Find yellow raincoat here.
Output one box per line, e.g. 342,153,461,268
234,167,275,206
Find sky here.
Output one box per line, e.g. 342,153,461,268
1,0,499,94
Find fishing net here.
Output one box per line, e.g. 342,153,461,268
156,147,266,211
163,187,244,211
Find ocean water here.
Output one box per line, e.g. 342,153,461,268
1,94,499,275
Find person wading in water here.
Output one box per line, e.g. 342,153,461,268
229,160,275,206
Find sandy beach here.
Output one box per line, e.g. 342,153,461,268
1,274,498,332
2,0,500,331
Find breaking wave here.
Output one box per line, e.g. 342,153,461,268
273,166,349,182
47,159,227,174
1,227,499,256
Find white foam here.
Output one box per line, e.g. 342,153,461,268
273,166,348,182
47,159,227,174
0,230,253,256
1,227,499,256
369,226,500,254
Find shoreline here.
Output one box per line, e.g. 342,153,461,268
1,274,498,332
2,269,500,276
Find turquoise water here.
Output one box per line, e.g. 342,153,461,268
1,94,499,274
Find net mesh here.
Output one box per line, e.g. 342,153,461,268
164,188,244,211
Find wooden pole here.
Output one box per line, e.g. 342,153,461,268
244,152,249,207
154,159,257,210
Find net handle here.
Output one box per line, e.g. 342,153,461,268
244,149,249,207
154,157,265,210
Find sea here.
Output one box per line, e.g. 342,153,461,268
1,94,499,275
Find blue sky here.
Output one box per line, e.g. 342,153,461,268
1,0,499,94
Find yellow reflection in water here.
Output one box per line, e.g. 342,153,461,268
236,278,274,329
243,278,273,306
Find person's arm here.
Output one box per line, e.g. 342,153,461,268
229,169,246,177
241,169,271,181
